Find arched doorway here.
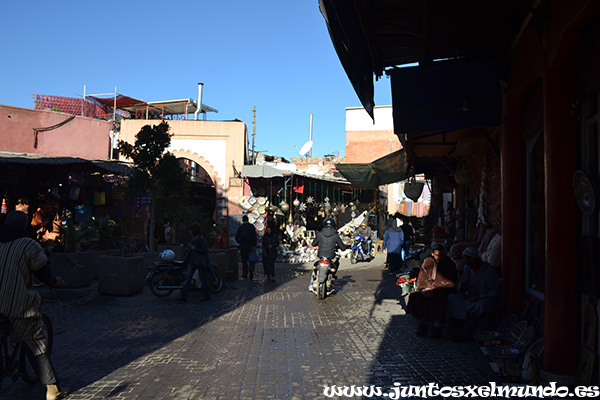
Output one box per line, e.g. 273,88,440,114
172,149,221,220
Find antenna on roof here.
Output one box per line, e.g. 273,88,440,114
298,140,313,157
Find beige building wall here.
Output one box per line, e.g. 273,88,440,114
120,119,248,229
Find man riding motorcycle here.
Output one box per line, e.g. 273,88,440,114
355,222,372,258
309,217,346,291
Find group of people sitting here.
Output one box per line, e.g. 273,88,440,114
405,244,499,341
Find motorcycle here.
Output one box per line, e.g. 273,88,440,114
396,267,420,296
310,255,339,299
350,235,373,264
147,250,223,298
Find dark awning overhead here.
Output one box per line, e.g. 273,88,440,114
391,59,502,134
318,0,529,118
335,149,407,189
319,0,375,118
0,152,133,175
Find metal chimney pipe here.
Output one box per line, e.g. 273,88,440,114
194,83,204,120
309,113,313,158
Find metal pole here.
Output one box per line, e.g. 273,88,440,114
113,86,117,121
309,113,313,158
82,85,86,116
194,83,204,120
252,105,256,164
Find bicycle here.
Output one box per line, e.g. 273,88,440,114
0,313,53,390
120,236,151,257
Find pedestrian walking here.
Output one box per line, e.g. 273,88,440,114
262,224,279,282
383,216,404,274
179,222,210,303
235,215,257,279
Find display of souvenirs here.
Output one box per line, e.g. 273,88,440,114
397,200,430,218
15,198,29,213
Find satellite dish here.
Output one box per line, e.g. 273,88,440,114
299,140,313,156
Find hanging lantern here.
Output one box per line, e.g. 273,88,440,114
293,198,300,207
404,179,424,202
1,197,7,214
280,201,289,212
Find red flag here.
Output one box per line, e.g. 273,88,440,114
293,179,304,194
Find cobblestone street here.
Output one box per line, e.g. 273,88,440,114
3,255,494,400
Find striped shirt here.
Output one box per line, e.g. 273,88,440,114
0,237,48,319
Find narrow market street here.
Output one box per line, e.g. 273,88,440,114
3,255,494,400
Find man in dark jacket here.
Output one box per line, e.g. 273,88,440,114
235,215,257,279
309,217,345,291
400,217,415,260
179,222,210,302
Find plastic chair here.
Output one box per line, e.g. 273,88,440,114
484,325,535,360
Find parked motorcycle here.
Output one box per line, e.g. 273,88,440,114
396,267,420,296
147,250,222,298
310,255,339,299
350,235,373,264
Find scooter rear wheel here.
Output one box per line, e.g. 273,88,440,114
149,271,175,297
317,282,327,299
350,250,357,264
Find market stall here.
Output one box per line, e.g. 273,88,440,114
0,152,133,250
238,166,379,263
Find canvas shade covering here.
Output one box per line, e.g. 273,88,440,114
335,149,407,190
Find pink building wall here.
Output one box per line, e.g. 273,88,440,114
345,130,401,163
344,106,401,163
0,105,111,159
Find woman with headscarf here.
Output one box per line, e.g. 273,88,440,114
383,216,404,274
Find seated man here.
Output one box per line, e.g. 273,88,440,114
447,247,499,341
355,222,372,256
406,244,457,338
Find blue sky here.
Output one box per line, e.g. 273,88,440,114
1,1,392,161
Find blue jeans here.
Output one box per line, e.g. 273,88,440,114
239,244,255,278
180,263,210,300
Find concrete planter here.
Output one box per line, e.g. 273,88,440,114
77,249,121,280
97,255,144,296
49,253,93,288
